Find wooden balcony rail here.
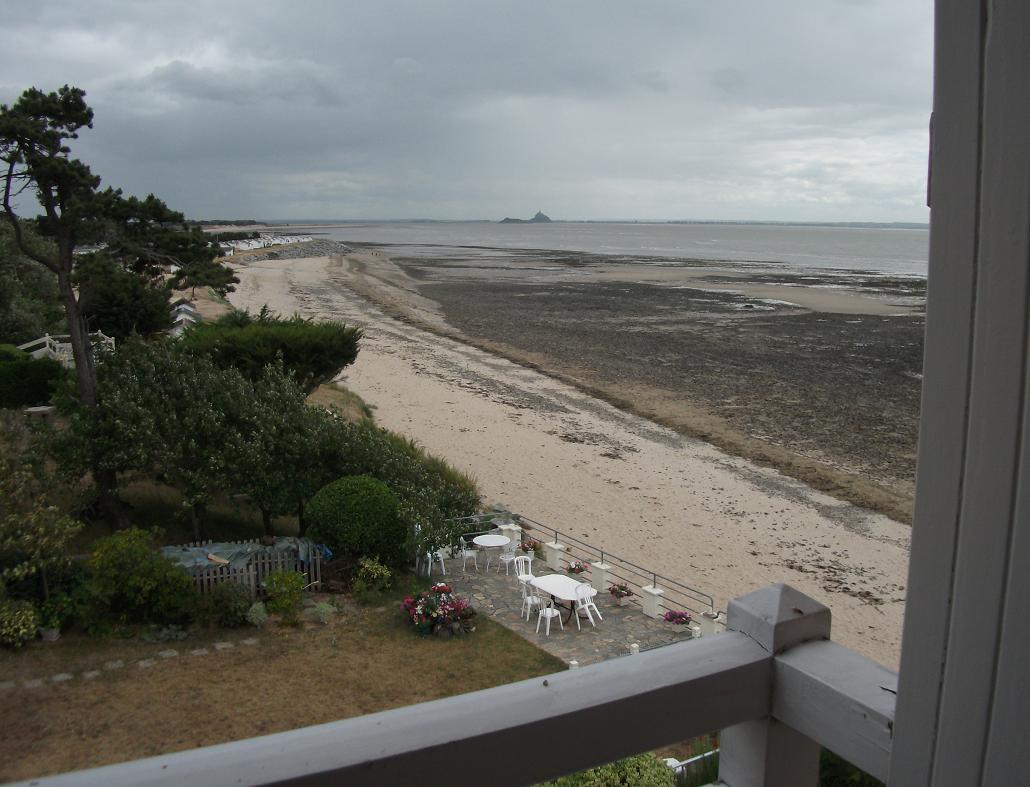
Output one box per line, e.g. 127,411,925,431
16,584,895,787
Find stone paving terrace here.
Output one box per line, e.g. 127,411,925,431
431,556,699,666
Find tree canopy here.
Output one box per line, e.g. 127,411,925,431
75,255,172,340
0,85,235,408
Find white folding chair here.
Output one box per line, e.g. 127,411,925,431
536,597,563,636
573,583,603,630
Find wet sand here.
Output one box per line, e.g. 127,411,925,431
227,252,914,668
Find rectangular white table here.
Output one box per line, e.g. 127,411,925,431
530,574,596,623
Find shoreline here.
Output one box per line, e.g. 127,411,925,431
225,253,912,668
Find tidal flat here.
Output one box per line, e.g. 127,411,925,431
351,245,925,523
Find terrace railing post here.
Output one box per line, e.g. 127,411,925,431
718,584,830,787
543,539,566,571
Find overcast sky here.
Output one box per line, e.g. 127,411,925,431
1,1,932,223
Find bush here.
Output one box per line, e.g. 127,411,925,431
183,313,362,392
199,582,252,629
307,475,407,566
0,599,39,647
0,344,27,362
540,753,675,786
263,569,304,626
0,357,64,408
246,601,268,627
330,422,480,525
311,601,335,625
352,556,392,599
85,528,197,626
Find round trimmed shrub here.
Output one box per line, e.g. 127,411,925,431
307,475,406,566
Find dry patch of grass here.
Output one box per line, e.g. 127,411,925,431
306,383,374,423
0,599,564,781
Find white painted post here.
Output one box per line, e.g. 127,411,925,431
640,585,665,619
699,611,720,637
544,541,565,571
568,660,579,670
498,523,521,548
590,562,611,593
718,584,829,787
629,643,639,656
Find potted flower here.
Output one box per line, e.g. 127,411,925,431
38,594,72,642
566,559,589,575
663,610,693,626
608,583,634,606
519,539,541,556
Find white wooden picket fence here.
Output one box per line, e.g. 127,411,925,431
179,539,323,599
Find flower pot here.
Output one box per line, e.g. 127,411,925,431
39,627,60,642
616,596,630,607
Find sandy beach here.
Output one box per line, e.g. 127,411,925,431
228,252,911,668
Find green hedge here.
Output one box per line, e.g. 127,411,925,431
184,314,362,391
0,357,64,408
0,344,27,362
307,475,407,565
331,422,480,524
540,753,675,786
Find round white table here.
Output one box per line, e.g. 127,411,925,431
472,534,510,548
473,534,510,572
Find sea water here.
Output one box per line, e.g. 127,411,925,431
303,221,929,278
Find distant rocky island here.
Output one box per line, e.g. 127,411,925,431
499,211,552,224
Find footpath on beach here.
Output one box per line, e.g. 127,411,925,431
228,253,911,668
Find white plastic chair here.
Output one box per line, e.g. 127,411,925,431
513,555,534,588
573,583,603,630
459,537,479,572
424,548,447,577
521,580,543,621
498,539,518,575
536,597,564,636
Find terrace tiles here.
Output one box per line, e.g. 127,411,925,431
430,557,698,666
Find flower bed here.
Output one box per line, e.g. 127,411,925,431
401,583,476,637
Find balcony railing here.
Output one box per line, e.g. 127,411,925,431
22,583,896,787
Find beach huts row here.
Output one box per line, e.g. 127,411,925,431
168,298,200,338
218,234,312,256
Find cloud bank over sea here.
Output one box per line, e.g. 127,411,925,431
0,1,932,223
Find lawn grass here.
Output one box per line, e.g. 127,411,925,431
0,586,565,781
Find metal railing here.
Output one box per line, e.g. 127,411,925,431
443,511,716,619
519,514,715,617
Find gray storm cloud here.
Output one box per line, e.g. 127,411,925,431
0,0,932,222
